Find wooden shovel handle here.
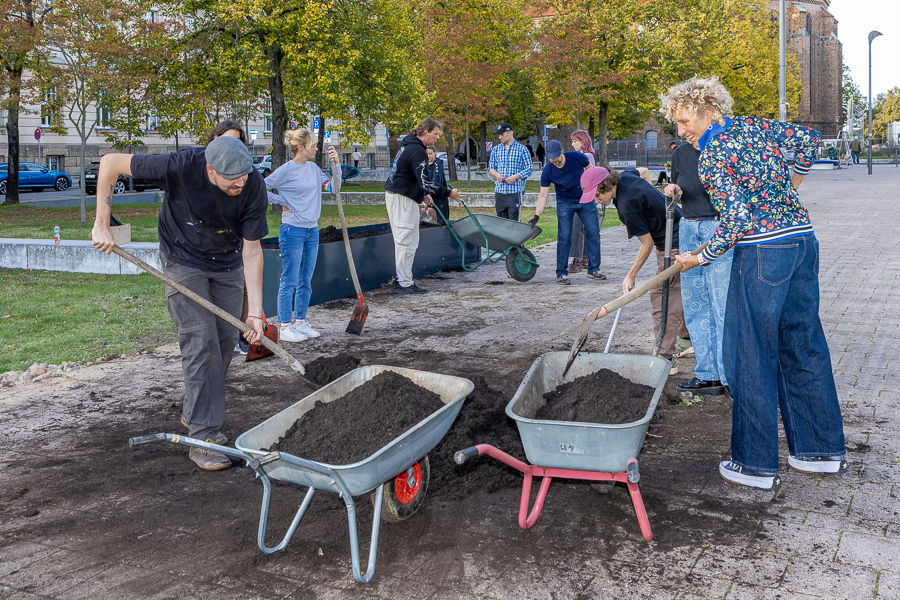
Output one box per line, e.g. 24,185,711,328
599,242,708,315
110,246,307,376
332,154,363,297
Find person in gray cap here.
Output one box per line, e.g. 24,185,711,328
487,122,533,221
91,134,269,472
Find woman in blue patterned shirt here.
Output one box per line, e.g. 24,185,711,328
661,76,846,491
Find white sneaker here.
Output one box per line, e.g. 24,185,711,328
279,323,308,343
788,455,847,474
669,357,678,376
294,320,320,338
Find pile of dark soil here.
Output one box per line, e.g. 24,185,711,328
270,371,444,464
318,225,386,244
429,375,525,498
536,369,654,424
303,353,361,387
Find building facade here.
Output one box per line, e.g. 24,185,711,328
773,0,843,136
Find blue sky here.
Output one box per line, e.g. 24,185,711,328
828,0,899,97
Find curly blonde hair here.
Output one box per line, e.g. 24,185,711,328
659,76,734,123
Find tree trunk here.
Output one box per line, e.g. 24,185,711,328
597,102,609,167
446,131,457,181
479,120,487,164
316,113,325,168
80,139,87,225
3,77,22,205
266,46,288,170
465,121,471,184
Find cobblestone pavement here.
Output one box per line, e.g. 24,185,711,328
0,166,897,599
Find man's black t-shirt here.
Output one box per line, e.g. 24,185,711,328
670,142,718,219
131,148,269,272
613,170,680,251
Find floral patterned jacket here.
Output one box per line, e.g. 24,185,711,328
697,116,821,263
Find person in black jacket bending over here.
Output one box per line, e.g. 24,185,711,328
384,117,460,294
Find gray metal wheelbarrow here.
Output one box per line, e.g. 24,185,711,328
455,351,669,541
130,365,474,583
435,197,542,281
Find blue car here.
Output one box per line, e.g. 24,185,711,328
0,162,73,195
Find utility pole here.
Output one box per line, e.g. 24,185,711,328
778,0,787,122
868,30,883,175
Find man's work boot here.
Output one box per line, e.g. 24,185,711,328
189,441,232,471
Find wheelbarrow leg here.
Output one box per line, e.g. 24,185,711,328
255,470,317,553
518,471,554,529
624,459,653,542
343,483,384,583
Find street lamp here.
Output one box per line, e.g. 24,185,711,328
778,0,787,122
867,30,883,175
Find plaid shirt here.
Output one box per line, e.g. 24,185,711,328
488,140,533,194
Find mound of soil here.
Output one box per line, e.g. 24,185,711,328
270,371,444,464
536,368,655,424
429,375,525,498
318,225,386,244
304,353,361,387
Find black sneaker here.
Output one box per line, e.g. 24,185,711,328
678,377,724,394
586,271,607,281
556,276,571,285
395,282,428,294
719,460,781,490
237,336,250,355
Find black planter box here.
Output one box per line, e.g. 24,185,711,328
262,222,481,317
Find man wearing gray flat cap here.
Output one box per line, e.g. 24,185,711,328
91,134,269,472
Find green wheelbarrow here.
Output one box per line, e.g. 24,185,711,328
435,197,542,281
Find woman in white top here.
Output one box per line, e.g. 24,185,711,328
265,129,340,342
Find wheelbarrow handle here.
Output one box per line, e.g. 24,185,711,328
454,446,481,465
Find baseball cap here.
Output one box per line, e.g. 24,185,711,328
495,123,513,135
205,135,253,179
579,166,610,203
545,139,563,159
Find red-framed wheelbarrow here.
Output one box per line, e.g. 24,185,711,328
455,350,670,542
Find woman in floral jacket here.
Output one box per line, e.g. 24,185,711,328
661,76,846,491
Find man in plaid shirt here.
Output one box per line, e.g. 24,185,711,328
488,123,533,221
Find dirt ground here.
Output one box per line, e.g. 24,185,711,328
1,224,844,599
0,270,762,600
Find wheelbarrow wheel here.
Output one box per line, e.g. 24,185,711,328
372,455,430,522
506,246,538,282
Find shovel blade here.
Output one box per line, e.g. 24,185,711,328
562,306,605,376
345,298,369,336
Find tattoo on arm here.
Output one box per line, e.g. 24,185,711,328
104,195,112,206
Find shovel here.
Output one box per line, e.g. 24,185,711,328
331,150,368,335
110,246,308,378
561,242,708,376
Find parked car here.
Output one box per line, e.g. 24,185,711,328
435,152,463,170
0,162,73,195
83,161,160,195
253,155,272,177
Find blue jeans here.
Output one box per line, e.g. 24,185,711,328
723,234,845,474
679,218,732,384
277,224,319,324
556,202,601,277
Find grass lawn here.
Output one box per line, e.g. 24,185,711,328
0,202,620,372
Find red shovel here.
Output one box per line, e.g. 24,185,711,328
330,149,368,335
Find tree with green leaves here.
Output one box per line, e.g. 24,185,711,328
1,0,52,204
167,0,426,172
42,0,163,224
421,0,534,181
873,87,900,141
